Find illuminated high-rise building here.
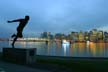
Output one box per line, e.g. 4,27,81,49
78,31,85,41
89,29,97,42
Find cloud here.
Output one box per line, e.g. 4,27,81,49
97,25,108,32
0,0,108,37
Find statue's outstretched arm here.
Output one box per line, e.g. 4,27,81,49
7,19,21,23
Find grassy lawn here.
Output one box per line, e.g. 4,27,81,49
36,56,108,72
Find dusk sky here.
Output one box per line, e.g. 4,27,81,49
0,0,108,38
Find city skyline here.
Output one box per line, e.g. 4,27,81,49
1,28,108,43
0,0,108,38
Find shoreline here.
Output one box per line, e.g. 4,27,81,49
1,40,108,43
36,55,108,60
1,51,108,59
1,52,108,60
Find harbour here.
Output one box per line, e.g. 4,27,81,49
0,40,108,57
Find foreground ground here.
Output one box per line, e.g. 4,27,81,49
0,61,50,72
1,53,108,72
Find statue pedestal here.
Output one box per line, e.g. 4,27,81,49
2,48,36,64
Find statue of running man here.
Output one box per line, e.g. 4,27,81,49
7,16,30,48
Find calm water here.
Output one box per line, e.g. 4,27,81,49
1,41,108,57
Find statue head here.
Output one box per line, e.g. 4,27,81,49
25,15,30,20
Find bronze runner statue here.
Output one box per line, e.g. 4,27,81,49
7,16,30,48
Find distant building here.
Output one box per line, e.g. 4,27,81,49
47,32,51,39
84,32,89,41
54,33,65,40
97,31,103,40
70,32,78,41
41,32,52,39
89,29,97,42
41,32,48,38
104,32,108,41
78,31,85,41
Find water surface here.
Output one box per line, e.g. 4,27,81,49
0,41,108,57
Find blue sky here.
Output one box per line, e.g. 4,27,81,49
0,0,108,38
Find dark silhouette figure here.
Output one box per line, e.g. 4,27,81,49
7,16,30,48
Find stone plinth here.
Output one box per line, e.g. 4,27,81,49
2,48,36,64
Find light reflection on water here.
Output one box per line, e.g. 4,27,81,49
1,41,108,57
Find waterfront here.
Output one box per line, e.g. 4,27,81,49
1,41,108,57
